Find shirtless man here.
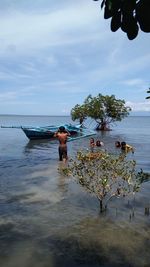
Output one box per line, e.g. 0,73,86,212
54,126,70,162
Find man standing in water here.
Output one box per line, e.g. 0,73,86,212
54,126,71,162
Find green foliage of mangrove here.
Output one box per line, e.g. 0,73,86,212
71,94,131,131
60,151,150,212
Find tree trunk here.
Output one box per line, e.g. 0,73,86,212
95,122,110,131
99,199,107,213
79,117,84,126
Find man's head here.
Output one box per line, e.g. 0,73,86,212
121,142,126,150
59,126,66,133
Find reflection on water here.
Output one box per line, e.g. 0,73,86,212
25,139,58,149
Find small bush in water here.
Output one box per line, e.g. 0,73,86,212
60,151,149,212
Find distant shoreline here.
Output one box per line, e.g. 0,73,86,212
0,114,70,117
0,114,149,117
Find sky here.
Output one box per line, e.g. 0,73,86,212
0,0,150,116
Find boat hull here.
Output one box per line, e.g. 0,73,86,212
22,125,80,140
22,129,55,140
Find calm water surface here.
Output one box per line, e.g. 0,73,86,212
0,115,150,267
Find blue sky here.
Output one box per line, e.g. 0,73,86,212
0,0,150,115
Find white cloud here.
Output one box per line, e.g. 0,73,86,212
126,101,150,112
0,91,17,100
119,78,148,93
0,69,34,81
88,51,150,87
0,1,149,115
121,79,144,86
0,2,105,56
0,71,13,80
0,88,35,101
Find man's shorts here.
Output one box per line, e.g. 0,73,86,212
59,146,67,161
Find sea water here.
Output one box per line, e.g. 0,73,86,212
0,115,150,267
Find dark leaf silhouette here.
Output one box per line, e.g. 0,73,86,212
93,0,150,40
110,11,121,32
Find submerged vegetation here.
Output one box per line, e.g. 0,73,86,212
60,150,150,213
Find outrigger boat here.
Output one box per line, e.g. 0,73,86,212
22,124,81,140
1,124,95,141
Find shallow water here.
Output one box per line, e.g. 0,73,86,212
0,115,150,267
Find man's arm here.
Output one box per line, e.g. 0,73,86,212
54,131,59,137
65,130,71,136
